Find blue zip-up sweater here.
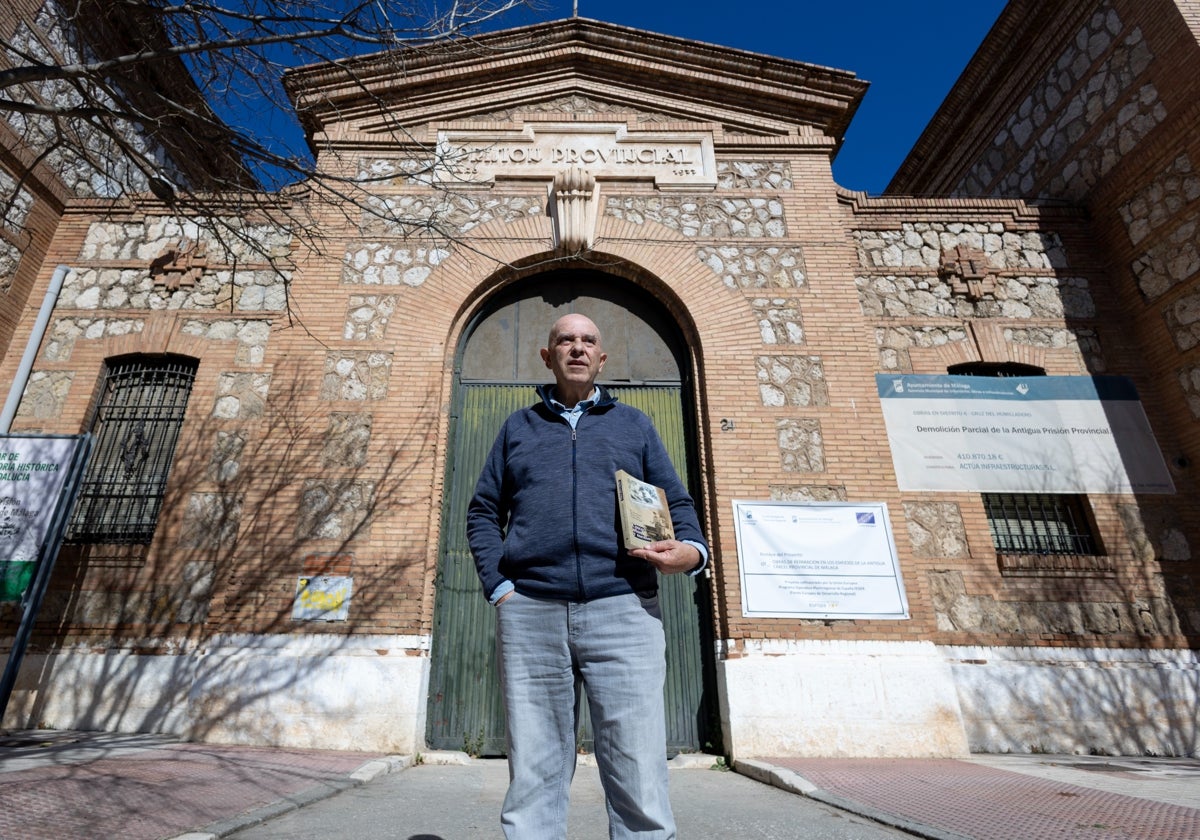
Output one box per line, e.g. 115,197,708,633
467,385,707,602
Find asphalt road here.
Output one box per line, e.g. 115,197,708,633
225,759,917,840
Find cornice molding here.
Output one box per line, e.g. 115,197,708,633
284,18,868,151
836,186,1089,227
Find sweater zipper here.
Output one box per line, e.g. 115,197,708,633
571,422,585,599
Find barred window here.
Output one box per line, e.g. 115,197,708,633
68,355,198,544
950,362,1102,557
982,492,1098,555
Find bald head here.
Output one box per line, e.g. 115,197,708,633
541,313,607,406
547,313,601,347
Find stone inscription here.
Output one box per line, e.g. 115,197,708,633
433,126,716,189
456,142,694,168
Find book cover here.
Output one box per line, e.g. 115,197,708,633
615,469,675,550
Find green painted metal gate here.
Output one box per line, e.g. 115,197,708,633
427,382,712,756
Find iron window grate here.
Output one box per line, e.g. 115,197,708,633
983,492,1098,556
68,357,197,544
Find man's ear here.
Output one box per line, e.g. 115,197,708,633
598,351,607,370
540,347,551,368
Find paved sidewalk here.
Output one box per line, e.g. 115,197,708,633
0,730,397,840
0,729,1197,839
762,754,1200,840
222,757,912,840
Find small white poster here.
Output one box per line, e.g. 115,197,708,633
733,501,908,619
292,575,353,621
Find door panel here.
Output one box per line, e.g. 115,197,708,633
614,386,710,754
428,385,528,756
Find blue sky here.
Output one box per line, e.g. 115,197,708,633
506,1,1008,194
218,2,1007,195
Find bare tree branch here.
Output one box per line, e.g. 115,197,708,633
0,0,552,332
1,1,543,211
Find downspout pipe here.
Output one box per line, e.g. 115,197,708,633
1,264,69,434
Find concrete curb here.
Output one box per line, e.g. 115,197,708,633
734,759,820,794
733,759,972,840
418,750,474,765
164,753,413,840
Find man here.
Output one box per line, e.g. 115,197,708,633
467,312,708,840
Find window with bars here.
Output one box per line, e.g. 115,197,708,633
950,362,1103,557
68,355,198,544
982,492,1098,555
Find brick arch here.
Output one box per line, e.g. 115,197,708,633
907,322,1054,373
908,338,981,373
439,215,720,365
94,312,207,360
1002,341,1050,372
455,263,694,386
429,205,747,486
970,322,1048,371
425,202,752,368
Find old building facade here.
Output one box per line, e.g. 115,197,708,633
2,0,1197,759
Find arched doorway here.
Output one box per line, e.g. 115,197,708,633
426,270,716,756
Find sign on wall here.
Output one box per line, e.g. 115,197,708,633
0,435,88,602
877,374,1175,494
292,575,353,621
732,501,908,620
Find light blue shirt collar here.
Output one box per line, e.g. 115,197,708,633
549,386,599,429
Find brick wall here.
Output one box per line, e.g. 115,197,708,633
2,9,1196,752
887,0,1200,653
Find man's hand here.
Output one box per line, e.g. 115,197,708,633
629,540,702,575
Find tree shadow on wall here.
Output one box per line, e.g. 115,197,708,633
913,457,1200,758
6,361,440,751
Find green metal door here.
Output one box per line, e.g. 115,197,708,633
426,382,713,756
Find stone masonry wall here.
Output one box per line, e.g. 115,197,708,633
955,2,1163,201
6,2,175,198
852,218,1099,371
847,194,1196,644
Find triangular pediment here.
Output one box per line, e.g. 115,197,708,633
437,93,698,133
285,18,868,147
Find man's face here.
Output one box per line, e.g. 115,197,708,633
541,314,606,393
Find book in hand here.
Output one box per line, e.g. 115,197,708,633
615,469,676,550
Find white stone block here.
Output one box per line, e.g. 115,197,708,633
943,646,1200,756
2,634,432,753
717,640,968,759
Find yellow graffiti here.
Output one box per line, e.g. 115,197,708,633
298,585,348,611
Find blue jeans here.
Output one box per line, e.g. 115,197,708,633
495,590,675,840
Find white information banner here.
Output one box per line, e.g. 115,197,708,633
877,374,1175,494
0,436,81,562
733,501,908,619
0,435,87,601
